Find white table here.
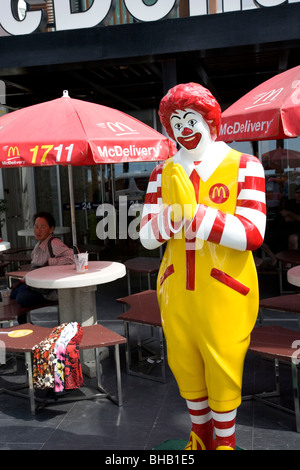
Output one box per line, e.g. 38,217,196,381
25,261,126,376
287,265,300,287
0,241,10,251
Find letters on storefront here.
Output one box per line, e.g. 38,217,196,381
0,0,296,36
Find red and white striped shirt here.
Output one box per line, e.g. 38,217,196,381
140,150,266,252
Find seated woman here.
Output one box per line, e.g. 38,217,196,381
11,211,74,323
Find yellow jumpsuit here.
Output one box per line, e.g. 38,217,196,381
157,150,259,412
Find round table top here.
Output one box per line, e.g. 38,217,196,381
0,241,10,251
287,265,300,287
276,250,300,264
25,261,126,290
18,227,70,236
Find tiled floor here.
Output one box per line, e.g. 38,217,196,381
0,267,300,450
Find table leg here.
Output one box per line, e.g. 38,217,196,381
114,344,123,406
126,269,131,295
291,360,300,433
158,326,166,383
58,285,97,324
25,352,35,415
124,321,132,375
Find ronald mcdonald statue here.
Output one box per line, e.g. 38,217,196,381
140,83,266,450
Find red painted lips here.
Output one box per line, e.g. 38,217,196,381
178,132,202,150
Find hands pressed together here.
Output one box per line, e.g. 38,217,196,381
167,164,198,223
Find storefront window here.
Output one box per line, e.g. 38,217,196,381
227,138,300,256
261,136,300,254
57,161,156,247
59,165,100,246
34,165,63,232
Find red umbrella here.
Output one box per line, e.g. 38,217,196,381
0,91,175,166
0,91,176,245
218,66,300,142
262,148,300,170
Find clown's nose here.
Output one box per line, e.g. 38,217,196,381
182,127,193,136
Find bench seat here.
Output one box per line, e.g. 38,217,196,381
259,294,300,326
117,290,166,383
248,325,300,432
0,299,58,326
0,323,126,414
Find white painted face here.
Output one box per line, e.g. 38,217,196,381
170,108,212,154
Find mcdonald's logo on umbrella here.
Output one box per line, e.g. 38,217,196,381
209,183,229,204
8,146,20,157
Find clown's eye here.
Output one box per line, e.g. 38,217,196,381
188,119,197,127
174,123,183,130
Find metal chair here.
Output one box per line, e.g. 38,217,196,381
247,325,300,433
124,257,161,294
117,289,166,383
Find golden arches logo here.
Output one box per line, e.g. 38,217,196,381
209,183,229,204
184,431,206,450
8,146,20,157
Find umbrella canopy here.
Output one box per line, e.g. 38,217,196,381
262,148,300,170
218,66,300,142
0,91,175,167
0,91,176,246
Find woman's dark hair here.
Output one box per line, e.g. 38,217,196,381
33,212,56,229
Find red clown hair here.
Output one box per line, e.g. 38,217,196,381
158,82,221,142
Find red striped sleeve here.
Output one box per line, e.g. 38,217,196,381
151,216,166,243
236,199,266,214
236,214,264,250
186,204,208,240
144,163,163,205
140,212,151,230
243,175,265,191
207,211,226,244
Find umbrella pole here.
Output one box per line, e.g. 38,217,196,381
68,164,78,249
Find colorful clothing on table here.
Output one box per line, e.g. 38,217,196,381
64,326,84,390
32,322,83,391
54,322,79,392
32,323,67,389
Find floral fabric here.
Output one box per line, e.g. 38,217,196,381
54,322,79,392
64,326,84,390
32,322,83,391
